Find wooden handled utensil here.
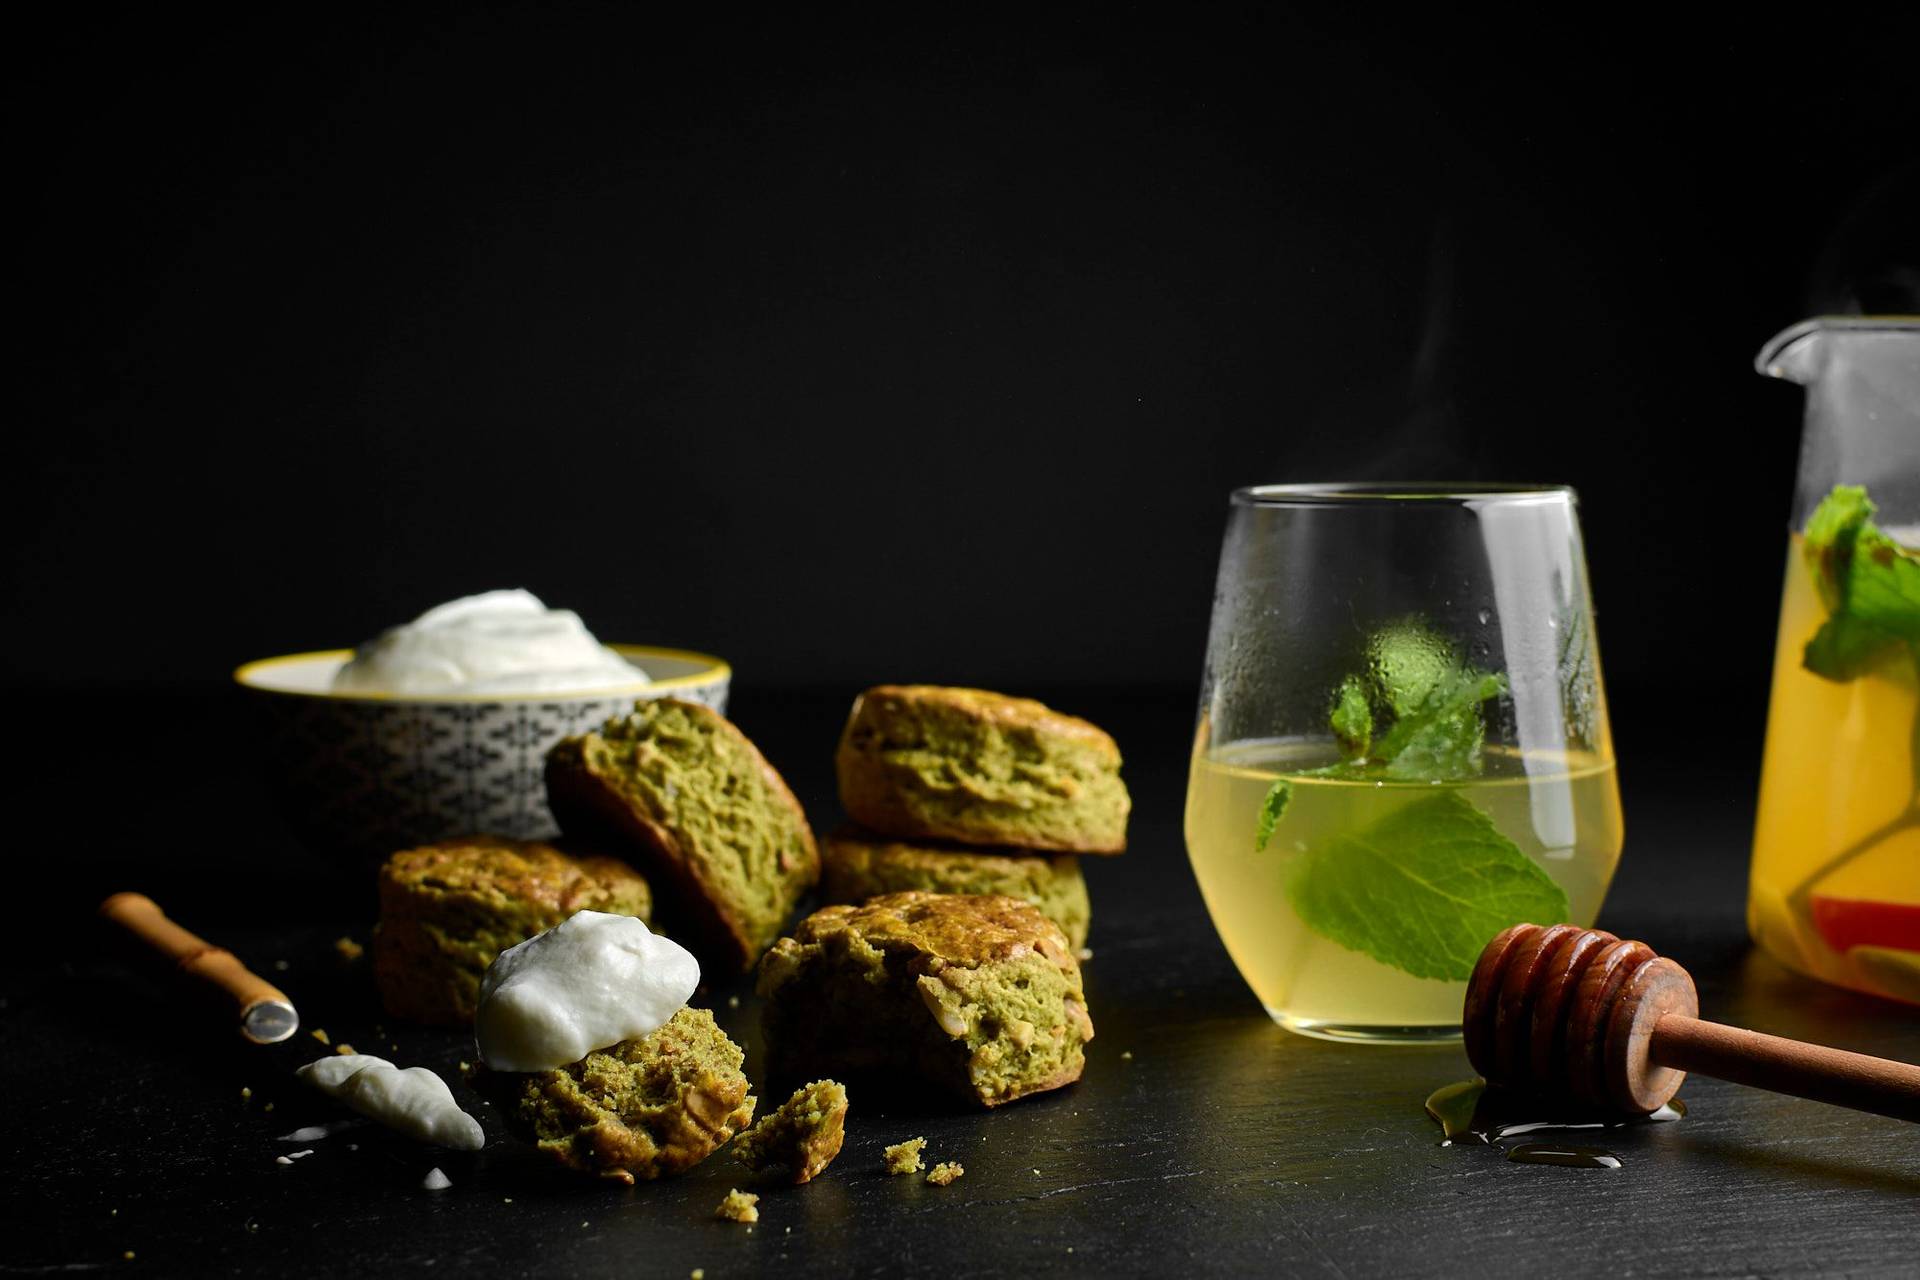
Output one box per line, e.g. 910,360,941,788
1464,923,1920,1122
100,892,300,1044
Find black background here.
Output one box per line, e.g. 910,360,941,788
15,6,1917,712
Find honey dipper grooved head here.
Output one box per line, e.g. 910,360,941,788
1463,923,1698,1115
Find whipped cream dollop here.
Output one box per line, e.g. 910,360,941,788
295,1055,485,1150
475,910,700,1073
332,589,648,695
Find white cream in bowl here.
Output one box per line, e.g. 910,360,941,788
332,589,649,696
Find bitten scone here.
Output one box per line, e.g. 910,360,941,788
489,1007,755,1183
821,827,1091,950
546,698,819,973
731,1079,848,1184
757,892,1094,1108
373,837,652,1025
835,686,1129,853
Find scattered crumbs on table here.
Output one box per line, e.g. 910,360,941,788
715,1188,760,1224
334,936,364,962
263,1103,275,1113
336,1043,357,1056
883,1136,927,1175
1032,1168,1042,1175
423,1168,452,1191
691,1270,705,1279
310,1028,330,1046
123,1251,135,1261
502,1198,513,1204
1121,1051,1133,1061
240,1087,252,1102
927,1162,964,1186
273,960,290,971
727,994,740,1009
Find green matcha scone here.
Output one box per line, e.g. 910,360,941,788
835,686,1129,853
757,892,1093,1108
731,1079,848,1184
546,698,819,973
489,1007,755,1184
821,827,1091,950
373,837,652,1026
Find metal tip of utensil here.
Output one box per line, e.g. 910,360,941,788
242,1000,300,1045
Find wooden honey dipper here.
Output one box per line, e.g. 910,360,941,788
1464,923,1920,1122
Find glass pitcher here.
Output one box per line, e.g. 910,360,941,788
1749,317,1920,1005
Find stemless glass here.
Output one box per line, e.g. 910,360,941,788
1184,484,1623,1043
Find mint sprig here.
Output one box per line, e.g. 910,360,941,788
1801,485,1920,681
1318,620,1507,781
1246,618,1549,980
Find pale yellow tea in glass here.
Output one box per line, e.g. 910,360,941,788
1186,486,1623,1042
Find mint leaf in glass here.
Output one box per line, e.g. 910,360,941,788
1330,676,1372,760
1254,780,1292,852
1371,669,1507,780
1307,619,1505,782
1285,791,1570,981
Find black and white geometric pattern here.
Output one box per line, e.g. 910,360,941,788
249,679,729,857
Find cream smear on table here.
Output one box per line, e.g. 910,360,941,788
332,589,648,695
295,1055,485,1150
475,911,700,1073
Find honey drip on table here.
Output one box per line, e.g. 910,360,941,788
1425,1079,1684,1169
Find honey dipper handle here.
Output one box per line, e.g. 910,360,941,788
99,892,299,1044
1650,1015,1920,1123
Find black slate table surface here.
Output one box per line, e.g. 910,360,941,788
5,687,1917,1278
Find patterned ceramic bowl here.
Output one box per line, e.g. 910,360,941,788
235,645,730,858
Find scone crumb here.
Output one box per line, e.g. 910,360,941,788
926,1161,964,1186
335,1043,357,1056
727,994,740,1009
883,1137,927,1175
334,936,365,962
692,1272,705,1280
715,1188,760,1224
310,1028,330,1046
123,1251,135,1262
1121,1050,1133,1061
240,1087,252,1101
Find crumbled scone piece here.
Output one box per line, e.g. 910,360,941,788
714,1189,759,1224
926,1161,964,1186
731,1080,847,1184
883,1137,926,1175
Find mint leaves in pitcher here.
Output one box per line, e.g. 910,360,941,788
1801,485,1920,682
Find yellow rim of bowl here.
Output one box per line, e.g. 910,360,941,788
232,644,731,704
